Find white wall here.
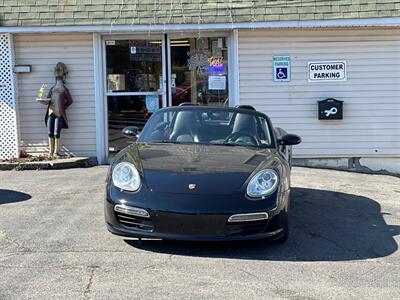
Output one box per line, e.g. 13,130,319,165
238,28,400,158
14,33,96,157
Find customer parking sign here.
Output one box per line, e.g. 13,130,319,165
273,56,291,82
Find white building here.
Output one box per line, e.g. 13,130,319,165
1,1,399,173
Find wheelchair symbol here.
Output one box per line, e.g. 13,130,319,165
276,68,287,80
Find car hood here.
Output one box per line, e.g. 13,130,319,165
114,143,278,195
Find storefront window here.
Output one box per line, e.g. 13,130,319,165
170,37,228,106
106,40,163,93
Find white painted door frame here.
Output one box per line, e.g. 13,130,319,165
93,30,239,164
93,33,167,164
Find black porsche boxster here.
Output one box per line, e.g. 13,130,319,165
105,105,301,243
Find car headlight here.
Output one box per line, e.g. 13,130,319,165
112,162,141,192
247,169,278,198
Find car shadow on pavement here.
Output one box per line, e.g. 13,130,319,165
124,187,400,261
0,189,31,205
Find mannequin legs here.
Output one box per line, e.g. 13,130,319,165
48,137,55,157
48,113,64,158
54,138,61,157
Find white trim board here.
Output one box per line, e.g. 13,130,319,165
93,33,107,165
229,29,240,107
1,17,400,34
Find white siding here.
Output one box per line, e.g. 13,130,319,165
14,33,96,157
238,28,400,158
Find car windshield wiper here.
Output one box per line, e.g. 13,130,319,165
221,141,240,146
152,140,180,144
222,141,263,148
151,140,199,145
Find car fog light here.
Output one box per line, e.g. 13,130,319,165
228,212,268,223
114,204,150,218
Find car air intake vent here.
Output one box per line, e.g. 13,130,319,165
225,220,267,236
115,212,154,231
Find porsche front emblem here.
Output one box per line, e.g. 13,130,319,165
188,184,197,190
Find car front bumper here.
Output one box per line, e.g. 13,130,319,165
105,188,290,241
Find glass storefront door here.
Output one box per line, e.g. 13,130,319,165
104,34,230,157
105,38,165,153
169,36,229,106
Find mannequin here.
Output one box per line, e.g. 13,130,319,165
45,62,73,157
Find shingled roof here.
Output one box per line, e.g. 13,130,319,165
1,0,399,27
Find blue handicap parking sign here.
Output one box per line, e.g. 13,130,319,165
276,67,288,80
273,56,291,82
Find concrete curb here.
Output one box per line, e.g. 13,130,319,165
0,157,98,171
293,158,400,177
292,163,400,178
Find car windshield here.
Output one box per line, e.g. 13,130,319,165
138,107,274,148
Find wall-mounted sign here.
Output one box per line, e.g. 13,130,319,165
273,56,291,82
171,73,176,88
145,95,160,113
14,65,32,73
130,46,162,62
207,56,226,74
208,75,226,90
309,61,347,82
318,98,343,120
130,46,161,54
207,64,226,75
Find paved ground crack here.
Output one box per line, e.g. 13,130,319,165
0,230,31,252
84,266,98,299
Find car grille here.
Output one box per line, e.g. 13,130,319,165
115,211,154,231
152,212,268,237
153,212,226,236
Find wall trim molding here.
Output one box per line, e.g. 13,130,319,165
1,18,400,34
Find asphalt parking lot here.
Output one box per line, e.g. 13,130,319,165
0,166,399,299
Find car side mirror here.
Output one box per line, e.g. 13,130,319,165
279,134,301,146
122,127,139,141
